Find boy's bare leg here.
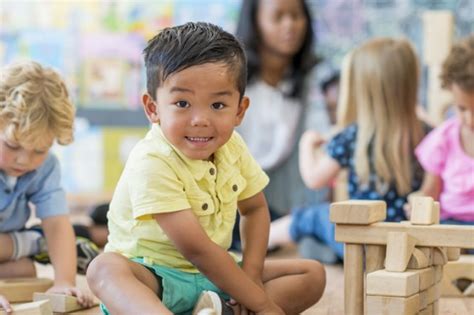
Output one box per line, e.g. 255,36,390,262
0,258,36,278
87,252,172,315
0,233,13,262
262,259,326,315
268,215,293,248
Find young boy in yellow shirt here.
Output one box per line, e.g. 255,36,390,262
87,22,326,314
0,61,95,311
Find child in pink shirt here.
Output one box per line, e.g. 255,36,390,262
415,35,474,223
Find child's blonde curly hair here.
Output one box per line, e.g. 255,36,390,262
0,61,75,147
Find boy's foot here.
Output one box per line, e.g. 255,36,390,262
33,236,100,274
192,291,233,315
298,236,340,264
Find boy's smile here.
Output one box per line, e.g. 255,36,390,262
143,62,249,160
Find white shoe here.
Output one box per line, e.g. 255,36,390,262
192,291,222,315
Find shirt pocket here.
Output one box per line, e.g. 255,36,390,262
189,194,215,217
219,174,246,206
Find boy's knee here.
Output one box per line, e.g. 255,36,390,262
86,252,122,285
304,260,326,298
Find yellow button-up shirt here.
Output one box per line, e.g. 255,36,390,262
105,124,269,272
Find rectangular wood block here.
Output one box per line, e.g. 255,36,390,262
366,294,420,315
447,247,460,261
385,232,417,272
0,278,53,303
330,200,386,224
33,292,83,313
422,11,454,65
410,196,436,225
367,269,420,297
334,222,474,248
0,300,52,315
416,267,435,291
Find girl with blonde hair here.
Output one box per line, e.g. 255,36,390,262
269,38,427,260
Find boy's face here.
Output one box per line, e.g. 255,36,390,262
451,83,474,131
142,62,249,160
0,132,53,177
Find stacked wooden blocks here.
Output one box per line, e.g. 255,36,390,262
330,197,474,315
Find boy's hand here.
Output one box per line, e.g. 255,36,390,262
47,284,94,308
227,298,284,315
0,294,12,313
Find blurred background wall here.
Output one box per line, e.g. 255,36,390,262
1,0,472,194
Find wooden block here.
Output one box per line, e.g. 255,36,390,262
410,196,436,225
416,267,435,291
417,247,433,265
446,247,460,261
366,244,386,273
463,282,474,296
432,247,448,265
432,202,440,224
418,307,430,315
385,232,417,272
366,269,419,297
330,200,386,225
334,222,474,248
407,248,430,269
441,255,474,297
0,278,53,303
419,289,429,310
427,283,441,304
434,265,444,283
432,300,439,315
366,294,419,315
344,244,364,315
33,292,83,313
0,300,52,315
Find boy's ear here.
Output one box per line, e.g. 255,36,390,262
235,96,250,126
142,93,160,123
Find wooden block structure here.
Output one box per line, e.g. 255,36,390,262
0,300,52,315
33,292,84,313
330,199,474,315
0,278,53,303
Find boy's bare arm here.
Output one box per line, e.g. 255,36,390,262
42,216,93,307
238,192,269,282
154,209,278,313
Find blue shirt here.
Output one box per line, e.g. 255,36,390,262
0,153,68,232
327,124,424,221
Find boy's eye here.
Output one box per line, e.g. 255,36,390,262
211,103,225,110
175,101,189,108
34,150,47,155
5,142,20,150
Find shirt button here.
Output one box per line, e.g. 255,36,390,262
202,203,208,210
209,168,215,175
232,184,238,192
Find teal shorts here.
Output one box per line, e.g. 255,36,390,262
100,257,232,315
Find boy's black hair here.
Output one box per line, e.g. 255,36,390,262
235,0,320,99
144,22,247,100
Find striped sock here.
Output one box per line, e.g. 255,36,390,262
9,230,43,260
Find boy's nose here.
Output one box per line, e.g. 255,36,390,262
191,114,210,127
16,151,30,165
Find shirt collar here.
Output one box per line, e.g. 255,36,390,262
151,124,239,181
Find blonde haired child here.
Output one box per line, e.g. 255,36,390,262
269,38,428,260
0,61,94,311
414,35,474,224
86,22,325,315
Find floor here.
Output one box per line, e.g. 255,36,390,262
30,244,473,315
